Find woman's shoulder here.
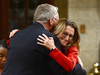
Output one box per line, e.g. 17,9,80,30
69,46,77,49
68,46,78,52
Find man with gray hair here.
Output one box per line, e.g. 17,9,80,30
1,3,85,75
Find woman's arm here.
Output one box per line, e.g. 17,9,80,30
37,34,78,72
49,46,78,72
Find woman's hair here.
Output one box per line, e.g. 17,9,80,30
34,3,58,23
52,18,80,53
0,39,8,49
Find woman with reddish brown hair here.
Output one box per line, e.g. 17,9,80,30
37,18,86,75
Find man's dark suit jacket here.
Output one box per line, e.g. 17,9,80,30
1,22,86,75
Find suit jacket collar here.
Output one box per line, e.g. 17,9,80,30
33,22,46,29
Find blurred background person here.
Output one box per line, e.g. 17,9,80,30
0,40,8,74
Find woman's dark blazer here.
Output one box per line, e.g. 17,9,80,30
1,22,85,75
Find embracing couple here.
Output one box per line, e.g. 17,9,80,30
1,3,86,75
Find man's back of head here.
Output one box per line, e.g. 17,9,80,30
33,3,58,23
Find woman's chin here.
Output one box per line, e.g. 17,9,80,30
61,43,67,47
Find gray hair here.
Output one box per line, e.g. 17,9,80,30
33,3,58,23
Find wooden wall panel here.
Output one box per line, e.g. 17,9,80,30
43,0,54,5
0,0,9,40
0,0,54,40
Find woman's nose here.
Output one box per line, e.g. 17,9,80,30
65,35,69,40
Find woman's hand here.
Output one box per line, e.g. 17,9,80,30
77,56,83,68
37,34,55,50
9,29,19,38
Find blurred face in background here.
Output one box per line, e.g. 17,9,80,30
0,47,7,68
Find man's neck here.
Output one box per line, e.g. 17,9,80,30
36,20,50,31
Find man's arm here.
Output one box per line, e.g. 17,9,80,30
67,64,87,75
49,61,86,75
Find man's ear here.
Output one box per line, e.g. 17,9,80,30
49,18,53,26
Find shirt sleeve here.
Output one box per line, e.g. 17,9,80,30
49,46,78,72
6,39,11,46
